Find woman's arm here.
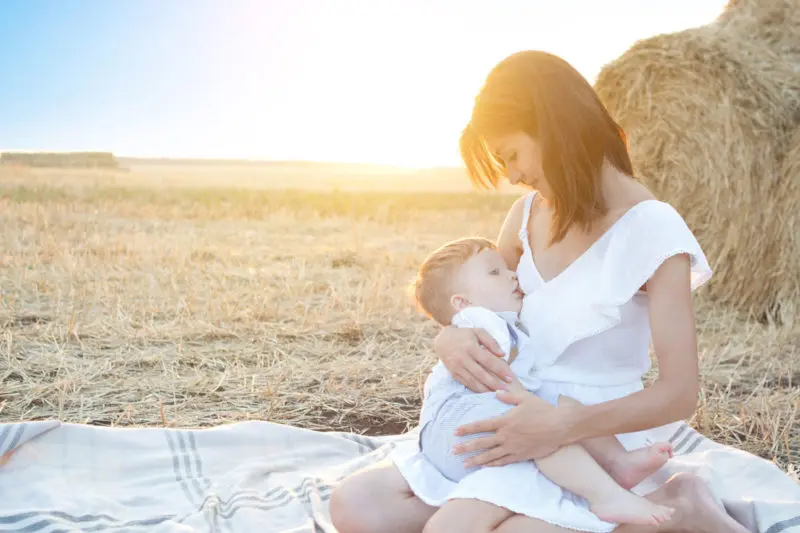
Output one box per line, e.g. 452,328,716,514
453,253,700,465
433,196,526,393
562,253,700,443
495,195,525,271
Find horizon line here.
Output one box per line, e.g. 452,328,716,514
0,150,465,172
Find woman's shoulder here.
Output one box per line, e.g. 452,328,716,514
605,180,687,231
619,197,693,235
601,197,712,293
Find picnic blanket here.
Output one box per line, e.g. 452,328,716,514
0,419,799,533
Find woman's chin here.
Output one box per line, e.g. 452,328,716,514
523,181,545,195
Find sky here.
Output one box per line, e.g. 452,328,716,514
0,0,730,168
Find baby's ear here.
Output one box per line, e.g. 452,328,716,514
450,294,470,311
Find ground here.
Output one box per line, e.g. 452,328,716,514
0,162,797,475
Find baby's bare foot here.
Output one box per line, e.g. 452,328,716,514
608,442,673,490
591,490,675,526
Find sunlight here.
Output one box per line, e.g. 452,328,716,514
55,0,727,169
209,1,731,168
204,3,485,168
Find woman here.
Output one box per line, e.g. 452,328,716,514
330,50,750,533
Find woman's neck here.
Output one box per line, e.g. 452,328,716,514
598,158,651,211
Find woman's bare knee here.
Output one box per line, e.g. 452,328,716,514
423,499,513,533
330,461,435,533
329,481,360,533
330,465,392,533
495,514,571,532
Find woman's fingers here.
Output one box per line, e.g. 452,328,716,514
469,340,513,390
464,445,511,468
483,454,516,468
495,390,523,406
499,371,526,397
455,413,504,437
452,433,502,456
455,368,489,394
474,328,503,357
462,358,504,393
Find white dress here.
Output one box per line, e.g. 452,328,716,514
390,191,713,533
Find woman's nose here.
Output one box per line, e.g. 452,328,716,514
507,170,521,184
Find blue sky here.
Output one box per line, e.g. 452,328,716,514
0,0,729,166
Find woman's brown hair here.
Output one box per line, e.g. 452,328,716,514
460,50,634,244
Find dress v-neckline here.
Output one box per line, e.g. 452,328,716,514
526,199,660,287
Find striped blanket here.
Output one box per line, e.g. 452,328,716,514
0,419,798,532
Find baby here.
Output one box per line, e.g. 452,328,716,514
411,237,675,525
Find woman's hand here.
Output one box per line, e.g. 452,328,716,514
452,376,578,466
434,326,514,393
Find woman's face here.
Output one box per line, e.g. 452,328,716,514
486,131,551,198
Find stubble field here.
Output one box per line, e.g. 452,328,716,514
0,163,797,475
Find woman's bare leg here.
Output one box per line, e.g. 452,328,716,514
423,499,514,533
330,460,436,533
494,474,750,533
422,474,750,533
330,462,749,533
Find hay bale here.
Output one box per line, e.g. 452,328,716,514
714,0,800,121
594,22,799,323
714,0,800,65
775,128,800,322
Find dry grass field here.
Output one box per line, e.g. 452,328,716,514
0,163,797,476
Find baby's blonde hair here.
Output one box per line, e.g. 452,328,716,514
413,237,497,325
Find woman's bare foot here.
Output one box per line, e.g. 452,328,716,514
590,489,675,526
647,473,751,533
608,442,673,490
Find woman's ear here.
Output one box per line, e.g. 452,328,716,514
450,294,471,311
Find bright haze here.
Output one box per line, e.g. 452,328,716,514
0,0,728,168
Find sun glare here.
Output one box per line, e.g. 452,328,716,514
216,0,729,170
3,1,731,169
209,2,504,169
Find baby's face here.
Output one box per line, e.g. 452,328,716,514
452,249,524,314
